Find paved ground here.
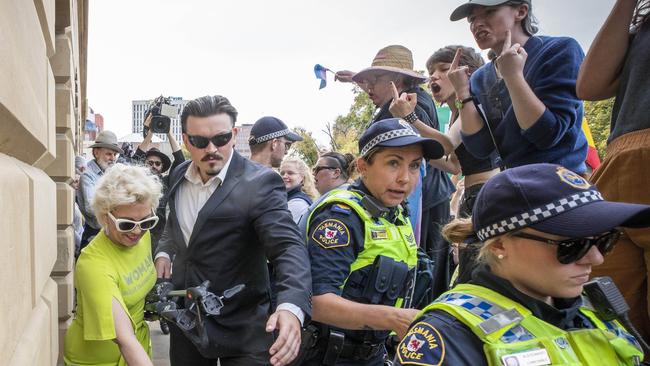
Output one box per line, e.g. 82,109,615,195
149,321,170,366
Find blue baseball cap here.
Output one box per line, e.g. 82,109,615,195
473,163,650,241
248,116,303,145
358,118,445,160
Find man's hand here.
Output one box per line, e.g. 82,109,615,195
334,70,356,83
144,114,152,128
154,257,171,279
447,48,471,99
266,309,301,366
389,81,417,119
392,308,420,340
496,30,527,81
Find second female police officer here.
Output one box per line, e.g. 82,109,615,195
301,118,444,365
394,163,650,365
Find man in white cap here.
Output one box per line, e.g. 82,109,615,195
78,130,124,251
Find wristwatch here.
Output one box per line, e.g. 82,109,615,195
455,96,474,110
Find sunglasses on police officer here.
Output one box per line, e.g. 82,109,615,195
107,211,159,232
186,131,233,149
512,230,620,264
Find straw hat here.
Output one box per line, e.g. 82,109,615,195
352,45,427,83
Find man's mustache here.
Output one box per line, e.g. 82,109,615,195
202,152,224,161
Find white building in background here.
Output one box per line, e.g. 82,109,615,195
235,123,253,158
132,97,189,143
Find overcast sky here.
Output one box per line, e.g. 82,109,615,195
87,0,615,145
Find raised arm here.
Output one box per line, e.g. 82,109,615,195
137,115,154,153
388,82,456,155
577,0,637,100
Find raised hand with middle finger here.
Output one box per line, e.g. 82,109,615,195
447,48,472,99
388,81,417,119
495,30,528,81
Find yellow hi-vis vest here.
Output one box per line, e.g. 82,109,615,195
420,284,644,365
306,188,418,307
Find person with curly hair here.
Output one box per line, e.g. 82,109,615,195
65,164,162,366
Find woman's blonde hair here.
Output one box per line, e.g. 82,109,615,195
92,164,163,227
442,217,511,267
281,157,319,200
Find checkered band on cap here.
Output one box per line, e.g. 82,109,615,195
250,129,289,145
476,190,604,241
360,128,417,157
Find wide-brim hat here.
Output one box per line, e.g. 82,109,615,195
352,45,428,84
145,147,172,173
450,0,531,21
473,163,650,241
359,118,444,160
89,130,124,154
249,116,303,145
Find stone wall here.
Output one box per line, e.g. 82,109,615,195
0,0,87,364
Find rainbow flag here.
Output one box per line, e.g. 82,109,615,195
582,118,601,170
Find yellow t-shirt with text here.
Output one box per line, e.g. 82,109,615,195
64,230,156,366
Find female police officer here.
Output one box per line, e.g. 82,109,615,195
395,163,650,365
302,118,444,365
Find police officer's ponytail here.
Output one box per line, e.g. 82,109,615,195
442,218,511,266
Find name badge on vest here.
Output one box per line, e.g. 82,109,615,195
501,348,551,366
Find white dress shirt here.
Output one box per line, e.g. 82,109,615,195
156,151,304,324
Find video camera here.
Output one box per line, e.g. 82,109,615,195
144,95,178,134
145,279,245,351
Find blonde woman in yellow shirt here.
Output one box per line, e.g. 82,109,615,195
64,164,162,366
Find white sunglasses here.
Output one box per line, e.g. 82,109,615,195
107,211,159,233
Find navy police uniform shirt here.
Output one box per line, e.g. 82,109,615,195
308,195,365,297
393,310,486,365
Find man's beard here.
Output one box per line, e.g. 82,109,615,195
200,152,224,176
97,159,113,171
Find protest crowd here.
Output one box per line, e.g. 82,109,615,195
64,0,650,365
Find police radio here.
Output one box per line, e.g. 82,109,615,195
584,277,650,364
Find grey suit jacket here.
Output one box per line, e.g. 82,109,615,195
157,151,312,357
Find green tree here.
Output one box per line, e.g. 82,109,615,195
325,87,376,154
584,99,614,158
291,127,320,166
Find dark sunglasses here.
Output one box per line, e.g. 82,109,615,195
146,160,162,167
108,211,159,232
512,230,621,264
187,131,233,149
313,166,337,175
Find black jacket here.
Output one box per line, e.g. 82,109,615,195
157,151,312,357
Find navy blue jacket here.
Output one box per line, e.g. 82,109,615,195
463,36,588,173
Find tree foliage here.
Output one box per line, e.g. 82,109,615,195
291,127,320,167
584,99,614,158
325,86,376,154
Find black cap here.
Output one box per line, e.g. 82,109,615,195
248,116,303,145
358,118,445,160
472,163,650,241
144,147,172,173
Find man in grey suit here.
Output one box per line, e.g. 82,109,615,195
154,95,312,366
